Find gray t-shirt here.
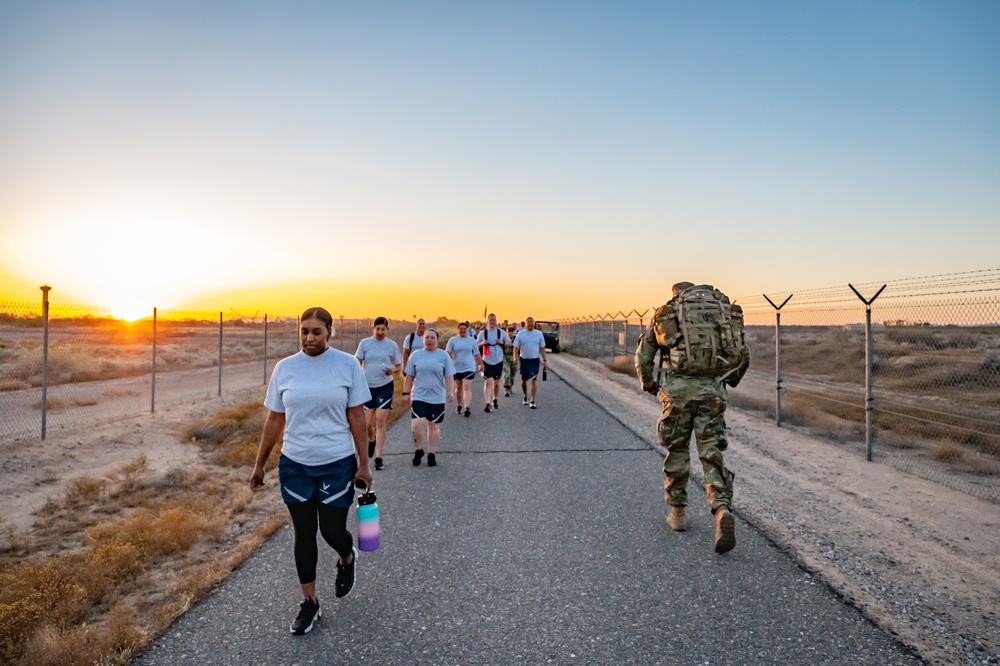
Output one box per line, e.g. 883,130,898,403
513,329,546,359
477,327,511,365
355,336,402,389
403,331,424,351
404,348,456,404
264,348,371,466
445,334,480,373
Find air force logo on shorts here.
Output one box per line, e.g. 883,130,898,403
278,454,358,508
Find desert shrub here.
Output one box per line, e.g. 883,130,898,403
604,356,634,376
212,438,260,468
65,477,108,507
184,402,266,448
0,560,89,664
934,440,964,464
105,455,149,494
31,398,64,411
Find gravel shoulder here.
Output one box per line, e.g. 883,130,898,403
548,354,999,666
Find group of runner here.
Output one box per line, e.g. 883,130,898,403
251,307,550,635
356,313,549,471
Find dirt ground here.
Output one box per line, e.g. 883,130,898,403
1,357,997,665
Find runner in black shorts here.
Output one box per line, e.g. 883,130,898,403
403,329,456,467
513,317,548,409
355,317,403,470
477,313,511,412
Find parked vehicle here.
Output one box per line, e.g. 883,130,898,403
534,321,560,353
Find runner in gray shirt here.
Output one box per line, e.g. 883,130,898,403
402,318,427,367
355,317,403,470
513,316,548,409
403,329,455,467
445,322,482,417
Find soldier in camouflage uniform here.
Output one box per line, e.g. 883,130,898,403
634,281,750,553
502,324,518,396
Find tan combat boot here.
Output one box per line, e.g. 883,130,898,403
714,507,736,553
666,506,686,531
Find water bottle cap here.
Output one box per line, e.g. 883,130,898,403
357,491,377,505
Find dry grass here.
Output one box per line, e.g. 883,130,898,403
604,355,635,376
934,440,964,464
31,398,64,411
0,384,410,665
103,389,140,398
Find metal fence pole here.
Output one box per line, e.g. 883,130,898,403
849,284,886,461
263,314,269,385
763,294,792,427
218,311,223,397
151,307,157,414
40,285,51,440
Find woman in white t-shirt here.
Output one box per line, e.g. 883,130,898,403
445,321,482,418
250,307,372,636
403,329,455,467
355,316,403,471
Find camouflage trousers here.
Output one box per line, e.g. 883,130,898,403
657,394,734,512
502,354,517,390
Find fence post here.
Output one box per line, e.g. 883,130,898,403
40,285,51,440
849,284,886,461
218,311,223,397
763,294,793,426
151,307,157,414
263,314,269,385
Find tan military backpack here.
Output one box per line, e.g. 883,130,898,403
652,284,745,378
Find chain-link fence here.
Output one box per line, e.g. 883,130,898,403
0,299,440,445
0,299,301,443
559,269,1000,503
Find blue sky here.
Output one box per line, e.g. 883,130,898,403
1,1,997,318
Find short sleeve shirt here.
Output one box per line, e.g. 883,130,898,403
404,348,456,404
476,327,511,365
513,329,546,359
445,334,480,373
403,331,424,352
355,336,402,388
264,348,371,466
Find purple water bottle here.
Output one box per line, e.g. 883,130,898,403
356,488,380,552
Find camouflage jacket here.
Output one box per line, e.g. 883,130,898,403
634,318,749,403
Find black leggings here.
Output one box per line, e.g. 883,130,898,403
287,499,353,585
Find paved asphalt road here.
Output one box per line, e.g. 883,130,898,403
134,369,923,666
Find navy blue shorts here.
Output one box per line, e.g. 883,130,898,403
520,358,541,381
454,371,476,381
364,382,394,410
483,362,503,380
411,400,445,423
278,454,358,507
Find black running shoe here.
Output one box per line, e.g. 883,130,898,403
530,401,537,409
427,452,437,467
368,440,375,457
374,457,384,471
493,399,499,409
464,408,471,417
457,405,462,415
290,597,321,635
412,449,424,466
335,547,358,598
484,404,492,413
